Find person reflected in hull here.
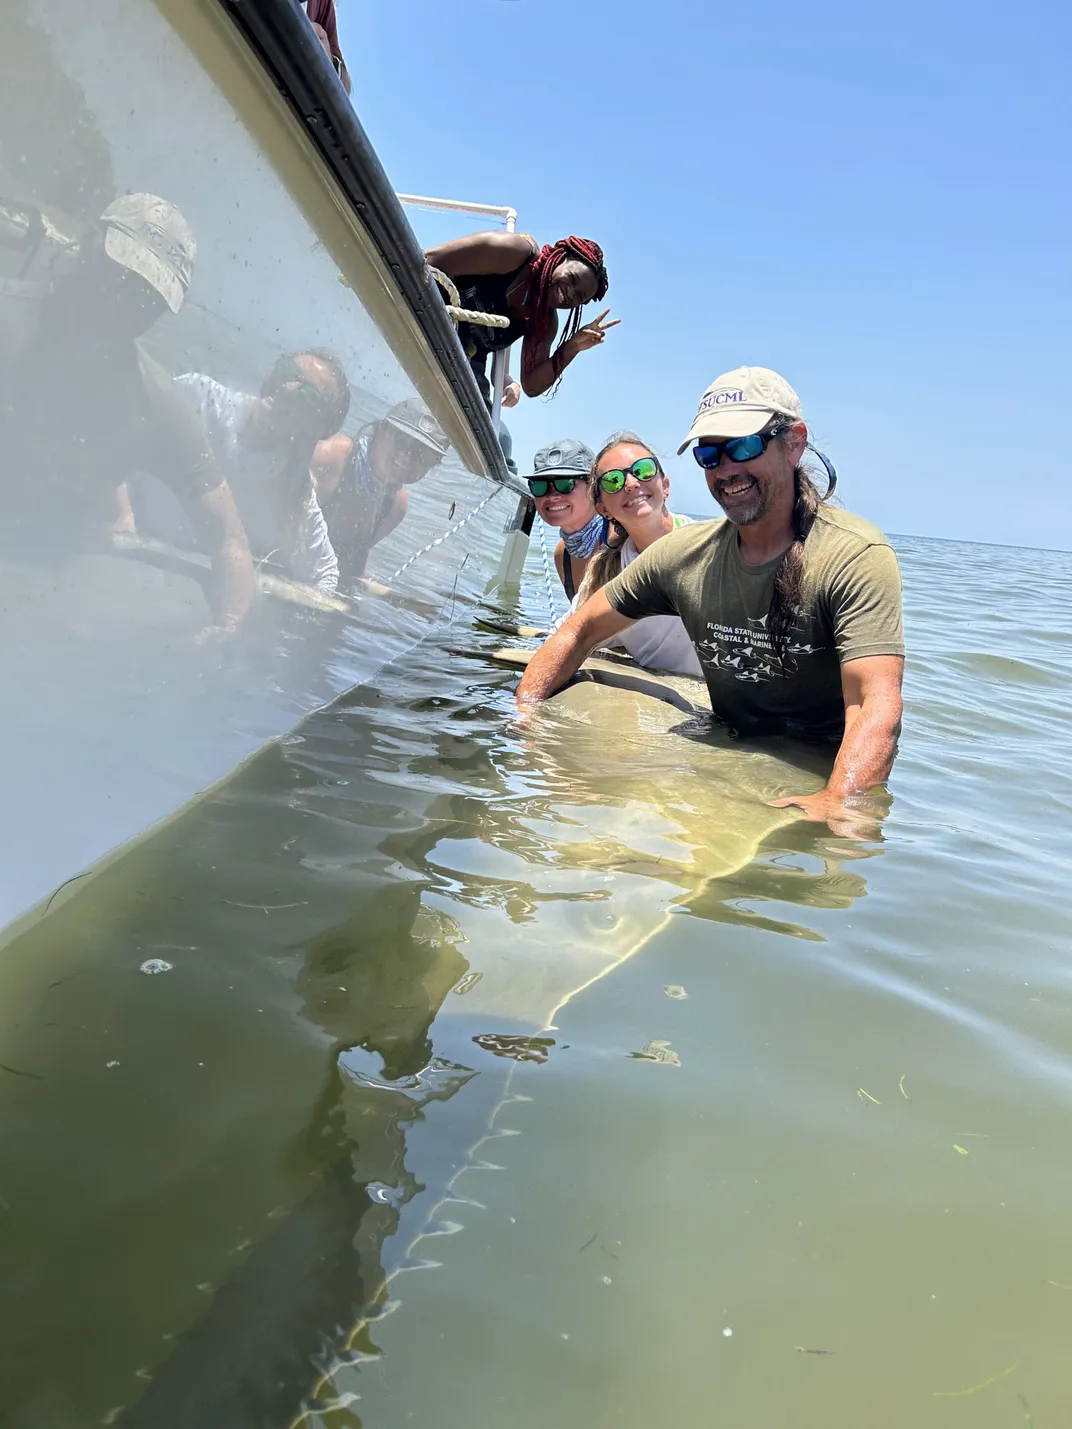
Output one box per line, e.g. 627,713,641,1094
0,191,254,636
525,438,599,601
312,398,450,584
518,367,906,837
572,432,703,676
127,349,351,593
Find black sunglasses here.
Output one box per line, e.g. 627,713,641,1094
527,475,579,497
265,356,329,414
692,422,791,470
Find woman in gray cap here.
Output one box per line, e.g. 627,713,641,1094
312,398,450,583
526,437,600,601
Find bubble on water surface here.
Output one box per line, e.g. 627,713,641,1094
139,958,173,975
664,985,688,999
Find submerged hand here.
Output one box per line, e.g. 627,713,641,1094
769,789,881,842
570,309,620,353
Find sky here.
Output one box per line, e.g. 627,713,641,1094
338,0,1071,549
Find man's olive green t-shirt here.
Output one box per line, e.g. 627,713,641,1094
602,507,904,741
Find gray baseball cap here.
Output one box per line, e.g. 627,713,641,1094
529,437,594,478
100,193,196,314
385,398,449,455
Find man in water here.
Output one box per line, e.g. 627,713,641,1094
517,368,904,833
0,192,254,637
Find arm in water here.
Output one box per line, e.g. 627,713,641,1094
770,655,904,835
515,591,636,709
192,479,255,639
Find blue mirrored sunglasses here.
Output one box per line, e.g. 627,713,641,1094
692,423,790,471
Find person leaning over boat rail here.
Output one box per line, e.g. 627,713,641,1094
0,191,254,638
570,432,702,677
312,398,450,583
302,0,351,94
517,368,905,835
525,438,600,600
424,232,618,405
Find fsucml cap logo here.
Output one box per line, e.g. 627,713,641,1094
698,388,745,414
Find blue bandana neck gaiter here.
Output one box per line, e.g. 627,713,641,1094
561,511,603,560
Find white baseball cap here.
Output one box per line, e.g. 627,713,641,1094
100,193,196,314
677,366,803,452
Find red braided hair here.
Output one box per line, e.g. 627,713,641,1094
521,236,609,387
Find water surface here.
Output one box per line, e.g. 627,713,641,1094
1,534,1071,1429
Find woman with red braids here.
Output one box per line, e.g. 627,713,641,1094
424,231,617,405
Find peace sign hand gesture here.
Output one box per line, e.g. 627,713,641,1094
570,309,621,353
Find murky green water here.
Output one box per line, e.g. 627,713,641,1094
2,534,1071,1429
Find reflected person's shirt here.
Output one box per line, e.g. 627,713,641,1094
570,513,704,678
320,430,389,583
0,329,221,548
175,374,339,594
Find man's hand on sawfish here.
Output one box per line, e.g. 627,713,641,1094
571,309,620,352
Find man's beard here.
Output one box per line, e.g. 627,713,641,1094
710,473,771,526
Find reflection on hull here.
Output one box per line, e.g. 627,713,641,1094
0,0,516,935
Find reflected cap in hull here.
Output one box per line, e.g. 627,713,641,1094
100,193,196,314
385,398,450,456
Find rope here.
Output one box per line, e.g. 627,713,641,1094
385,489,500,584
536,518,563,628
426,264,511,330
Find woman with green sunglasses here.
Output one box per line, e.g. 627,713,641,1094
571,432,702,677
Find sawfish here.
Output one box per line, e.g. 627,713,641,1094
0,643,835,1427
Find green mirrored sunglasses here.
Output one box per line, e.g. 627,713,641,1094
597,456,661,494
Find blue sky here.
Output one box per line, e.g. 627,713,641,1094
339,0,1070,549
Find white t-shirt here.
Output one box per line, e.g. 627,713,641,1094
573,513,704,677
175,373,339,594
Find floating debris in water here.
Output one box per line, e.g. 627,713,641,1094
722,1327,733,1337
664,985,688,999
367,1182,406,1209
932,1359,1020,1398
631,1040,681,1066
105,1061,120,1069
452,970,483,996
953,1144,969,1155
795,1345,834,1355
473,1032,554,1064
857,1087,881,1105
139,958,173,975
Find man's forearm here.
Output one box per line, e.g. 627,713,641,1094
825,693,902,800
516,621,593,705
209,533,255,630
195,483,254,630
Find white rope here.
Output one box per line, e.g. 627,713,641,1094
385,489,500,584
536,518,563,628
445,305,510,329
426,264,510,329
